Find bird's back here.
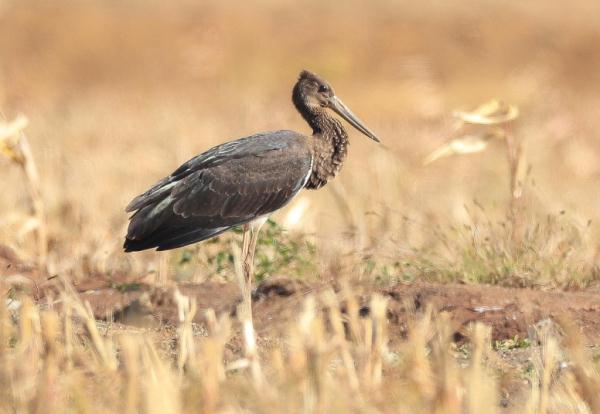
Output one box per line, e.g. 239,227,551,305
124,130,312,252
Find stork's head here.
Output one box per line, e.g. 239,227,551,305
292,70,380,142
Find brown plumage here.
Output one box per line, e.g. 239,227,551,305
124,70,379,252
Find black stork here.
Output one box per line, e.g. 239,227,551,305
124,70,379,330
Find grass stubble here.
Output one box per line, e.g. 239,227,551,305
0,279,599,413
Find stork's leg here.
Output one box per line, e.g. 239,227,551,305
239,224,252,321
239,217,267,324
237,217,267,383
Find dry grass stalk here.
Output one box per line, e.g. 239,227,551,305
12,296,42,410
61,296,73,371
368,294,388,387
0,114,48,272
340,284,362,344
558,318,600,413
61,279,117,370
432,313,462,414
33,311,62,414
174,288,197,373
321,289,360,392
199,309,230,413
119,336,141,414
466,323,496,414
539,337,559,414
0,283,14,357
140,340,180,414
300,296,327,413
425,100,526,243
406,305,436,400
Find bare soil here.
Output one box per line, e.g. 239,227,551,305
64,276,600,347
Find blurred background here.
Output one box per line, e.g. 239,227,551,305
1,0,599,284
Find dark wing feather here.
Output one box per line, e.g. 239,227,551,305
124,130,312,252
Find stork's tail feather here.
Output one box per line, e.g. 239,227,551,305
123,226,231,252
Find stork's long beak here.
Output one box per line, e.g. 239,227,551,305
328,95,380,142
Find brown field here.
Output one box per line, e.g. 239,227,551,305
1,1,600,413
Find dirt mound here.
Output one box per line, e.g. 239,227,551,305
381,282,600,343
65,277,600,345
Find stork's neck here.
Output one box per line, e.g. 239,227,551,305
302,108,349,189
310,110,348,153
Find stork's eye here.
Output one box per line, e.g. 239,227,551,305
318,84,329,93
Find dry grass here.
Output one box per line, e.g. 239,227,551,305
1,0,600,412
387,206,600,288
1,282,599,413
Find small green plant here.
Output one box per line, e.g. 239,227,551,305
494,335,531,351
253,219,316,281
362,259,412,286
109,282,142,293
175,219,316,282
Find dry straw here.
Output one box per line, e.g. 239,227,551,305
0,114,48,272
0,281,598,413
425,100,525,211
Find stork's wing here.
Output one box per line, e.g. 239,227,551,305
124,130,312,252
